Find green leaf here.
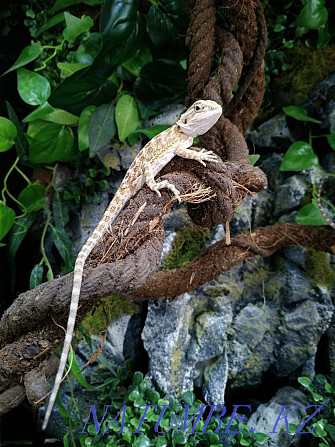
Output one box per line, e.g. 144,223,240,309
49,69,117,115
298,376,312,388
254,433,271,444
7,213,36,264
89,0,144,76
22,101,54,123
0,203,16,242
88,102,116,157
2,44,42,76
283,106,322,123
280,141,318,171
51,226,75,271
147,0,189,61
134,59,187,110
57,62,89,77
41,108,79,125
249,154,260,165
36,12,65,36
115,95,139,142
6,102,29,163
18,184,46,212
53,190,70,228
122,47,152,77
326,132,335,150
239,439,250,446
29,264,43,289
75,32,102,65
293,0,328,29
0,117,17,151
182,390,195,405
52,0,83,12
63,12,93,41
78,105,96,151
17,68,51,106
296,202,327,226
128,124,169,145
27,120,78,164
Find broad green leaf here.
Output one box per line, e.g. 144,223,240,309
63,12,93,41
27,121,78,163
49,69,117,115
51,226,75,271
52,0,83,11
87,0,144,76
88,103,116,157
36,12,65,36
17,68,51,106
57,62,89,77
53,190,70,228
7,213,36,264
0,117,17,151
41,108,79,125
2,44,42,76
283,105,322,123
115,95,139,142
68,350,94,389
280,141,318,171
0,203,16,242
147,0,189,61
296,202,327,225
134,59,187,110
326,132,335,150
122,47,152,77
22,101,54,123
128,124,168,146
74,32,102,65
18,184,46,212
293,0,328,29
78,105,96,151
254,433,271,444
249,154,260,165
29,264,43,289
6,102,29,163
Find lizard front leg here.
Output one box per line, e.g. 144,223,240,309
143,161,182,203
175,147,218,166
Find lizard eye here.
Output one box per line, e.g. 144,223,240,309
195,105,201,111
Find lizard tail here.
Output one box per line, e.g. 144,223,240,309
42,198,124,430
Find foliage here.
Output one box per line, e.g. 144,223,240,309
293,374,335,447
0,0,190,286
280,105,335,226
262,0,334,87
62,356,270,447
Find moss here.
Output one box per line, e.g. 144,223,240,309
274,45,335,102
80,295,139,336
305,248,335,289
161,224,210,270
170,345,183,396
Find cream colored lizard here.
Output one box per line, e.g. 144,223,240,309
42,99,222,430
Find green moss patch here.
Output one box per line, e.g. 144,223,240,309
161,224,210,270
306,248,335,289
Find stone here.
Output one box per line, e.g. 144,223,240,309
247,386,308,447
247,114,294,150
274,176,308,217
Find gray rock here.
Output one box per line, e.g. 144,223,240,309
274,176,307,216
142,292,232,402
247,114,294,149
247,386,308,447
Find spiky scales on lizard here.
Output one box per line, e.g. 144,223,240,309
42,99,222,430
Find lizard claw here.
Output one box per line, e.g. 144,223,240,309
197,148,218,165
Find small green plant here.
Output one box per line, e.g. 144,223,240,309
293,374,335,446
63,361,270,447
280,105,335,227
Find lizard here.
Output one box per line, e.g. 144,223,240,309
42,99,222,430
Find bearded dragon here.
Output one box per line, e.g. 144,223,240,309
42,99,222,430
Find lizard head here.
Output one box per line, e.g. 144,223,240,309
176,100,222,137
